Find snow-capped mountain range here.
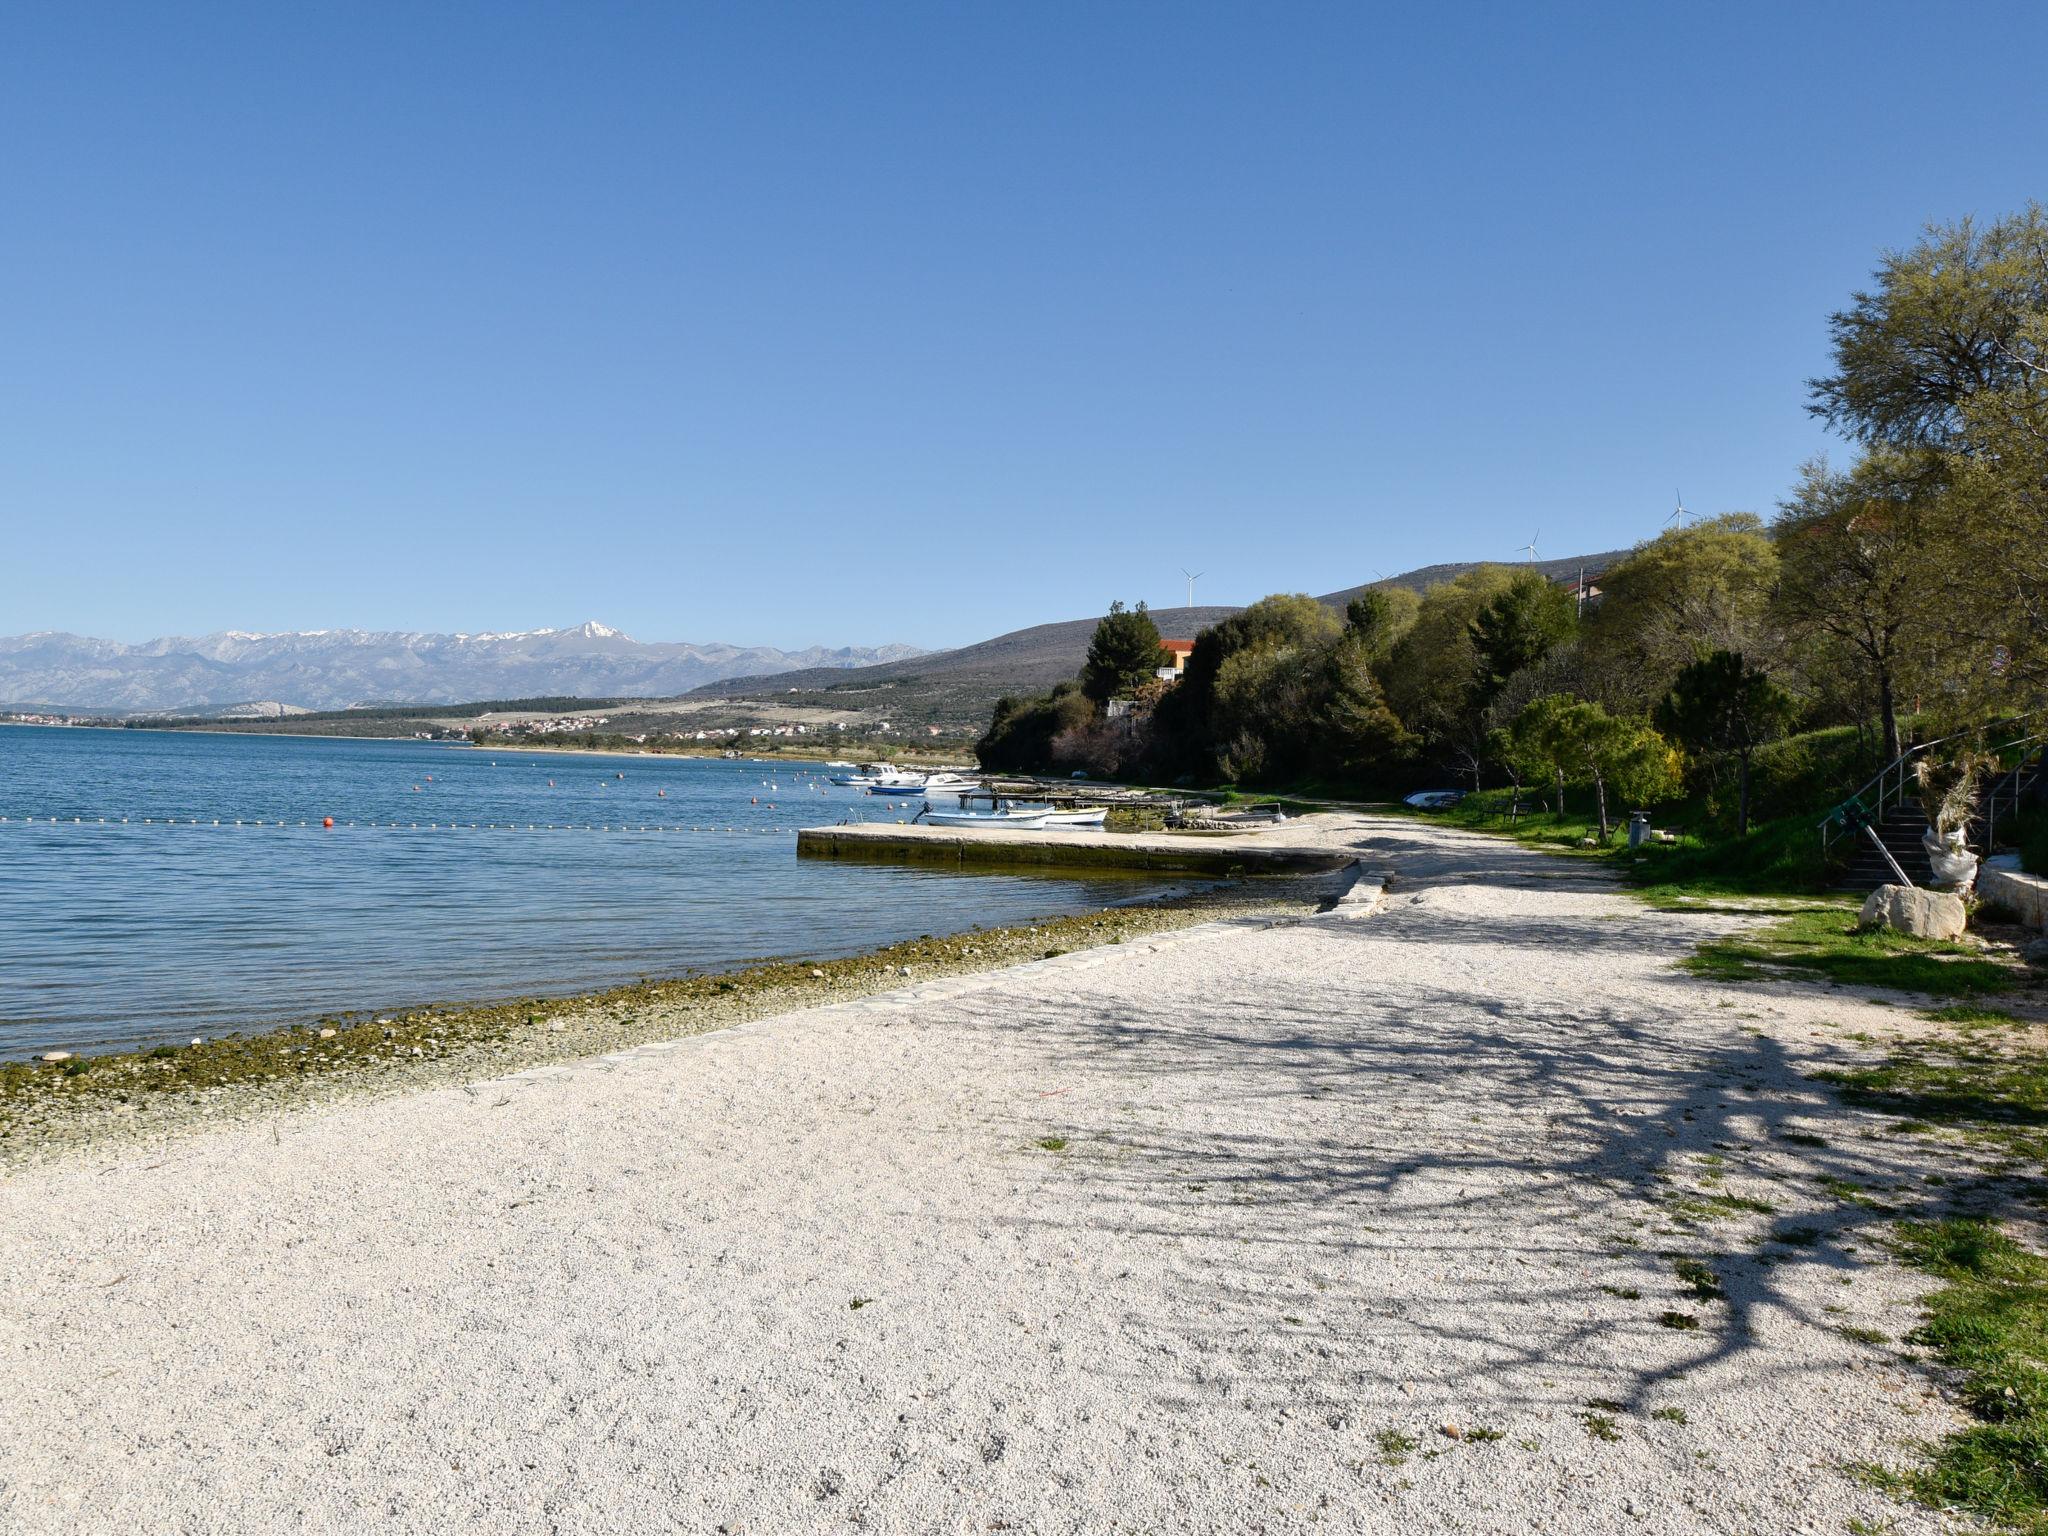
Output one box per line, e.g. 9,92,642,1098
0,622,924,714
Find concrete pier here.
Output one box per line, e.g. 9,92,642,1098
795,820,1355,876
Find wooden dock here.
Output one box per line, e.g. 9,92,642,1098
795,821,1353,876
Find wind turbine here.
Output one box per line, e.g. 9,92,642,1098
1518,530,1541,564
1181,568,1204,609
1665,489,1689,526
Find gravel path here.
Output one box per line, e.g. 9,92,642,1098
2,816,1977,1533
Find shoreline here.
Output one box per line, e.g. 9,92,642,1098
0,872,1340,1168
5,720,974,768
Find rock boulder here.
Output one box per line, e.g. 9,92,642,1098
1858,884,1968,941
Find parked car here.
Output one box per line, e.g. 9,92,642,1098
1403,789,1466,810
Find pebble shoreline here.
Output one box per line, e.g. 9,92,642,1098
0,874,1335,1168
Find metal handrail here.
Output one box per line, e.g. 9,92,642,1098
1819,715,2046,858
1818,729,1967,857
1983,739,2045,853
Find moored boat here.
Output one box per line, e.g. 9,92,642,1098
916,799,1049,828
1038,806,1108,828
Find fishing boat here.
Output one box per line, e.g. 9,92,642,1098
992,795,1107,829
866,776,928,795
916,798,1049,828
1038,806,1108,828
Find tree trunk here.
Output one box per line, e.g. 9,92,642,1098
1736,750,1752,837
1594,770,1609,843
1553,767,1565,817
1877,668,1900,763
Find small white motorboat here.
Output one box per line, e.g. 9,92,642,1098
1038,806,1108,828
917,799,1049,829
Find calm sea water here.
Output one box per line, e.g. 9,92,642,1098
0,726,1175,1058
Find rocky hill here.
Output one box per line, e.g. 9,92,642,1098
692,551,1634,728
0,622,922,714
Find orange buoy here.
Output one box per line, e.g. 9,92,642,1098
322,817,334,828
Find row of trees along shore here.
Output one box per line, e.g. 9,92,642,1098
978,206,2048,846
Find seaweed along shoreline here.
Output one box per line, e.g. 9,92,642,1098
0,872,1339,1169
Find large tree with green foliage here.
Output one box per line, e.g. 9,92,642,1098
1655,650,1798,835
1808,206,2048,709
1772,453,1939,760
1506,694,1679,841
1502,693,1580,814
976,683,1097,773
1151,594,1343,779
1203,598,1345,783
1581,516,1780,708
1079,601,1167,703
1313,635,1411,784
1382,566,1521,758
1342,587,1419,661
1809,205,2048,452
1469,569,1577,703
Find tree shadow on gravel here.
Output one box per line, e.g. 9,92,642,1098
971,849,2037,1427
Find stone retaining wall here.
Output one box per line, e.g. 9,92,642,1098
1981,854,2048,929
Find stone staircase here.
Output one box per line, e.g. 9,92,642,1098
1832,804,1937,893
1829,742,2044,893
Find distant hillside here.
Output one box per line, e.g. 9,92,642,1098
1319,550,1630,607
689,605,1244,719
695,550,1634,728
0,622,922,714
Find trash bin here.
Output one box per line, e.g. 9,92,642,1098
1627,811,1650,849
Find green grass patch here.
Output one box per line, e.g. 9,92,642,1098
1817,1037,2048,1166
1663,1190,1779,1224
1374,1428,1419,1466
1673,1258,1724,1301
1579,1409,1624,1441
1886,1218,2048,1531
1683,906,2021,998
1923,1004,2024,1025
1811,1174,1899,1214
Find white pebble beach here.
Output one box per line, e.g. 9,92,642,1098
1,814,1988,1533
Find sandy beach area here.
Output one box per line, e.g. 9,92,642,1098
1,814,1986,1533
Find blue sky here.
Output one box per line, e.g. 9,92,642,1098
5,2,2044,650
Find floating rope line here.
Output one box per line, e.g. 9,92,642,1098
0,816,848,835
